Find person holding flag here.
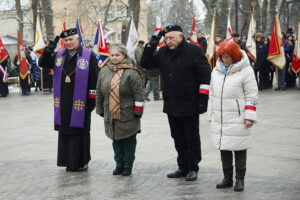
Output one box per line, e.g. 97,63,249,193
267,12,286,91
15,32,32,96
0,38,9,97
39,28,99,172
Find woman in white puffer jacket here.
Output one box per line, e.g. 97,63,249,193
208,41,258,192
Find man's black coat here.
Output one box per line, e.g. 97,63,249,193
141,39,211,116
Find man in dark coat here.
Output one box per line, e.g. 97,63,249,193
0,57,10,97
197,31,207,54
253,33,269,90
39,28,98,171
141,25,211,181
233,33,247,52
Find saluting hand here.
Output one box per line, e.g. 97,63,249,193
149,31,164,47
47,36,60,52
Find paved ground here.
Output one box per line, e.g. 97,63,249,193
0,84,300,200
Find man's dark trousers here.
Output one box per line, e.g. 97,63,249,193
167,115,201,172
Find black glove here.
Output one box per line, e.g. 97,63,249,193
149,31,164,47
133,110,142,118
199,93,208,114
46,36,60,52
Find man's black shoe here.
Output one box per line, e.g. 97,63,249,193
122,168,132,176
113,167,123,175
186,171,198,181
167,170,187,178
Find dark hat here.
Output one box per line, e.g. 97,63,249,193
60,28,78,38
232,33,240,37
138,40,145,45
163,25,183,35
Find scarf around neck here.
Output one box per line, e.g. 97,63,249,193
108,60,138,120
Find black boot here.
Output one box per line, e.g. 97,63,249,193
113,167,123,175
234,168,246,192
216,167,233,188
122,168,132,176
167,169,187,178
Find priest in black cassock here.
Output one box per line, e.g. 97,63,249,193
39,28,99,171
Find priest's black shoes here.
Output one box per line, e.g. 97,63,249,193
167,169,187,178
113,167,123,175
185,171,198,181
66,164,88,172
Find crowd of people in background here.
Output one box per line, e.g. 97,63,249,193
0,27,299,99
210,29,298,91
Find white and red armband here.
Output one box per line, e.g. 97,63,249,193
88,90,96,99
245,101,257,111
134,102,144,111
199,84,210,95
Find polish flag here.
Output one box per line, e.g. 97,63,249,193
267,14,286,70
33,16,46,57
226,8,233,41
246,13,256,62
205,15,216,68
154,15,165,47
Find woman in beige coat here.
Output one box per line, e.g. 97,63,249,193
208,41,258,192
96,45,144,176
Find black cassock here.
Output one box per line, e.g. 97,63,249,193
39,46,99,170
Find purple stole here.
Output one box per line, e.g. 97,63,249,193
53,47,91,128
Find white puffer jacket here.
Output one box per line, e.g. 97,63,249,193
208,50,258,151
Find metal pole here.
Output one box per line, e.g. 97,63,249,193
287,2,290,32
236,0,238,32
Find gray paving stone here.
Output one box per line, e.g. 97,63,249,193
0,87,300,199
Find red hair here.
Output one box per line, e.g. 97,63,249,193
218,40,242,63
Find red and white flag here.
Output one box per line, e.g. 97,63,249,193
205,15,216,68
92,20,110,68
292,21,300,73
17,31,29,80
154,15,165,47
59,14,67,49
226,8,233,41
0,37,8,64
190,16,201,47
267,14,286,70
0,64,8,82
33,16,46,57
246,13,256,62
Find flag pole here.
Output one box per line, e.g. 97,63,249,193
275,6,279,89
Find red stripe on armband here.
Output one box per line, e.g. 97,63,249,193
134,102,144,111
245,101,257,111
88,90,96,99
199,84,210,95
245,105,256,111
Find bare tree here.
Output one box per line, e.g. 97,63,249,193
41,0,54,40
128,0,140,30
32,0,39,40
269,0,277,34
15,0,23,36
261,0,268,34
